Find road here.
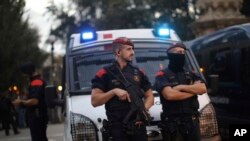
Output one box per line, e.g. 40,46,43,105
0,123,64,141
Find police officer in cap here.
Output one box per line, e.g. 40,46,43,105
154,43,207,141
13,61,48,141
91,37,154,141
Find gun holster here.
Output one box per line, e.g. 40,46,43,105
101,119,111,141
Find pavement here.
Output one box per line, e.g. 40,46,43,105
0,123,64,141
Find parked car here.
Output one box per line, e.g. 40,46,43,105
185,23,250,140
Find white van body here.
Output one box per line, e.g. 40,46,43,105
63,28,210,141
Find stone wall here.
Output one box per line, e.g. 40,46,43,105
191,0,250,37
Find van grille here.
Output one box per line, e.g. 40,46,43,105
70,112,98,141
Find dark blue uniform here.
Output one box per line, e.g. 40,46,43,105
92,62,151,141
155,68,204,141
0,95,19,135
27,75,48,141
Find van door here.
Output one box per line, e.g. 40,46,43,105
208,30,250,124
234,31,250,121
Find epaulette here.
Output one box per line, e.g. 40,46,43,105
156,71,165,77
96,68,107,78
31,79,44,86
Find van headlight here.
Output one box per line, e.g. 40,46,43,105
70,112,98,141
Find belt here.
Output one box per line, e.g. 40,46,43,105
164,114,198,121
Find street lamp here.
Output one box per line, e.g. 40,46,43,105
46,35,57,84
47,35,56,66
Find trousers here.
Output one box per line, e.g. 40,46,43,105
28,116,48,141
161,116,200,141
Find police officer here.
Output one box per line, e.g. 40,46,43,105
0,90,19,136
91,37,154,141
13,61,48,141
154,43,207,141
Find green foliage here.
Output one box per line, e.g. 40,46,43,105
0,0,48,91
47,0,197,45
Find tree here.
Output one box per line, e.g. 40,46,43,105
46,0,197,44
0,0,48,91
152,0,197,40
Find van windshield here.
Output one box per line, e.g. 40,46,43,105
72,43,194,93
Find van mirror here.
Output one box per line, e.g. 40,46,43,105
45,85,58,108
207,74,219,95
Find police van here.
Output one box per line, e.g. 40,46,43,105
62,25,216,141
185,23,250,140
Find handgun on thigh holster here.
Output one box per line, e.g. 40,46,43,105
101,119,112,141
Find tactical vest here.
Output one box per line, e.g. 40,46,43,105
104,63,143,122
160,68,199,117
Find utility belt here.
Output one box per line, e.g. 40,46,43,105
161,111,199,121
164,114,198,122
101,119,146,141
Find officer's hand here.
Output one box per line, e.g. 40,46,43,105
12,99,22,107
135,121,143,126
113,88,131,102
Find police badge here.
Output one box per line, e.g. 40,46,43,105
133,75,140,82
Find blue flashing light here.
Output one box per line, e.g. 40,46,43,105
80,28,97,43
81,32,94,40
158,28,170,37
153,23,171,38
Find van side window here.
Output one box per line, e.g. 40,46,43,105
226,30,249,42
209,49,234,83
202,32,228,47
203,30,242,46
207,30,250,87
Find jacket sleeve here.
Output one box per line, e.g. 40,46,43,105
154,71,174,94
91,68,108,92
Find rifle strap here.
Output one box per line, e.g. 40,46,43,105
105,66,139,93
105,67,145,108
106,65,128,83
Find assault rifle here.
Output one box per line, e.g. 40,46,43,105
105,67,151,126
121,80,151,126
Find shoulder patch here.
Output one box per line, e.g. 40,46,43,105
31,79,43,86
156,71,165,77
96,68,107,78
